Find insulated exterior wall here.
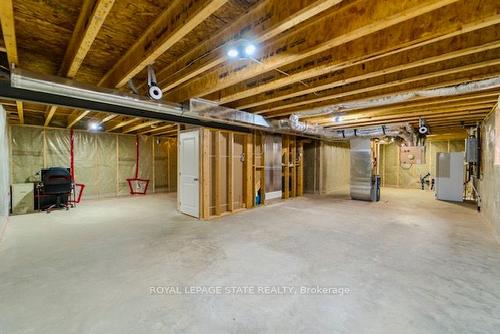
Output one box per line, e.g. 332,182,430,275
118,135,136,196
0,107,9,230
320,141,350,195
9,125,176,202
45,128,70,168
154,138,177,193
74,132,118,199
479,110,500,242
380,140,465,188
138,135,153,181
10,126,44,183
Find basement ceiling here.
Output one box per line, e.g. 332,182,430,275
0,0,499,135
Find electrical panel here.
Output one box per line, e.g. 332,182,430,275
400,146,426,165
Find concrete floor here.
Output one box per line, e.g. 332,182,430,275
0,189,499,333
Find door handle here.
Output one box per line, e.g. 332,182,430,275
193,178,199,181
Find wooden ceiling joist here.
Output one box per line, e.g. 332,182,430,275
234,38,500,110
47,0,115,127
325,105,493,129
165,0,462,103
309,90,500,121
261,61,500,117
155,0,344,92
152,128,179,136
60,0,116,78
0,0,23,123
122,120,160,134
327,112,489,130
212,5,500,107
316,100,498,125
138,123,176,135
0,0,18,65
44,106,58,127
99,114,118,124
106,117,140,132
6,0,500,133
98,0,229,89
67,110,91,128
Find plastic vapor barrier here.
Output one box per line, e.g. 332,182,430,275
380,140,465,189
46,128,70,168
154,138,177,193
10,126,44,183
118,135,137,196
9,125,177,202
0,107,9,227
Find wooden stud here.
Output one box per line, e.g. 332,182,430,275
261,133,266,204
227,132,234,212
244,133,253,209
297,141,304,196
201,129,210,219
214,130,222,216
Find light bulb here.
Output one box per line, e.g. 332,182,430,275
227,48,239,58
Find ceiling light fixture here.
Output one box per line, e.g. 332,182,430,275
227,48,239,58
244,43,256,56
89,121,101,131
226,40,258,59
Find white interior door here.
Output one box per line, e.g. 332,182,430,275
179,130,200,217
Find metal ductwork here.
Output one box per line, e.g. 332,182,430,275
295,77,500,119
1,68,415,142
281,114,408,140
3,68,269,132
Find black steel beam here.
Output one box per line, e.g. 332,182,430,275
0,79,250,133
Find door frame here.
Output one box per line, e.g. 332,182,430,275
177,128,201,218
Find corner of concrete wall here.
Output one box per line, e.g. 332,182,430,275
479,109,500,243
0,106,10,235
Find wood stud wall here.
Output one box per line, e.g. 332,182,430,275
200,129,304,219
282,135,304,199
